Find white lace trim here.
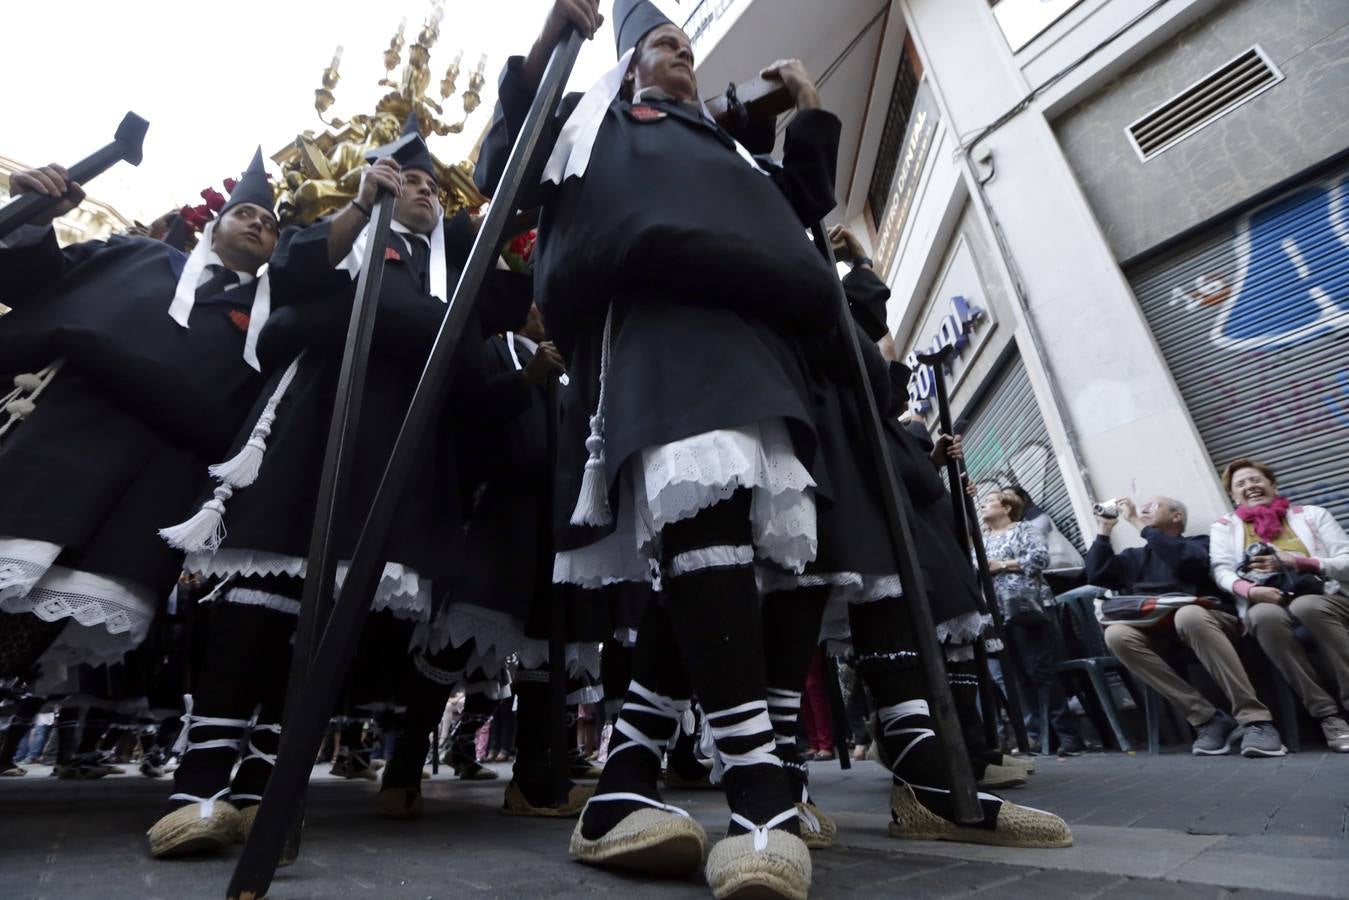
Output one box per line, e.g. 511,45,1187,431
937,611,992,645
668,544,754,577
0,537,62,604
554,419,817,588
0,563,155,644
184,549,431,621
411,601,602,679
218,587,301,617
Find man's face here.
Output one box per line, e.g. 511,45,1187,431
627,25,697,102
1140,497,1179,533
212,202,278,273
394,168,442,235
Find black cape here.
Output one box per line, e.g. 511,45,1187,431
203,212,532,581
477,57,844,555
0,233,265,592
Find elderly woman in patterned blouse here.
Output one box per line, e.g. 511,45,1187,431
982,488,1085,755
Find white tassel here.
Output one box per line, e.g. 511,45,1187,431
159,484,233,551
208,430,268,487
568,304,614,527
205,354,302,488
570,415,612,526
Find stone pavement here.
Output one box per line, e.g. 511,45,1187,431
1,750,1345,899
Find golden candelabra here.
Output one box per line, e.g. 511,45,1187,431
271,1,490,226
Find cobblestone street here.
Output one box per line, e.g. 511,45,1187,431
2,750,1345,898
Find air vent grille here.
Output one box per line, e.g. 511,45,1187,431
1127,46,1282,161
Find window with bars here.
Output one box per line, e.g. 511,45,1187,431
868,37,923,225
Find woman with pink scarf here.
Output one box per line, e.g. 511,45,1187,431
1209,458,1349,752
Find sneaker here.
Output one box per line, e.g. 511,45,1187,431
1056,736,1085,756
1191,711,1237,755
1320,716,1349,753
1239,721,1287,758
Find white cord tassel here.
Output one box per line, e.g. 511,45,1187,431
569,305,614,527
208,354,302,488
0,359,65,441
159,484,233,551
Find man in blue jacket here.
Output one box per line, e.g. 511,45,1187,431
1088,497,1285,757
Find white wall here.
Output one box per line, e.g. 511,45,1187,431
893,0,1232,539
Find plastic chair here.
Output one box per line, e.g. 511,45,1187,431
1051,590,1140,752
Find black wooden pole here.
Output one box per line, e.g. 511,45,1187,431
811,225,981,824
0,112,149,240
226,32,584,900
543,378,571,803
916,346,1031,754
822,652,852,770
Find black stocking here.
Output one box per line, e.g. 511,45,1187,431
761,586,830,805
167,598,295,813
848,600,1001,830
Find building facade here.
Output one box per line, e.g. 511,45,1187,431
689,0,1349,547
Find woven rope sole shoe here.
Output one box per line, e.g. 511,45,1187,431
977,762,1028,790
147,800,242,858
501,780,594,818
569,806,708,877
795,801,836,850
705,828,812,900
888,783,1073,849
376,787,424,820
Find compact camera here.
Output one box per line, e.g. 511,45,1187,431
1093,498,1123,519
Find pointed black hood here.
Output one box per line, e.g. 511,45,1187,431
614,0,676,57
221,148,275,217
398,110,437,176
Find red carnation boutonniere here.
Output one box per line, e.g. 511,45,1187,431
228,309,251,333
385,246,402,262
502,228,536,273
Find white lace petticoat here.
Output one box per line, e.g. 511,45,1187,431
185,548,431,622
553,418,818,588
0,537,156,663
412,601,601,679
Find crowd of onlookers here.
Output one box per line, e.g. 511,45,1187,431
968,456,1349,758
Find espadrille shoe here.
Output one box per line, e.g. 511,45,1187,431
887,783,1072,848
501,780,593,817
147,795,242,858
1001,754,1035,774
569,794,707,876
705,812,812,900
234,804,259,842
977,762,1028,790
795,800,836,850
377,787,424,820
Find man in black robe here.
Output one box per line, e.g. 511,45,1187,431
0,151,277,776
478,2,842,896
150,116,531,858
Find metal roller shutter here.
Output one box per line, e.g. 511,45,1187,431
959,354,1083,548
1128,164,1349,523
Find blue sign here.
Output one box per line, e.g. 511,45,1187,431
904,294,984,413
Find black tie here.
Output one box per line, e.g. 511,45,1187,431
196,266,240,303
404,236,430,293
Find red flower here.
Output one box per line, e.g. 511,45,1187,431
507,229,536,262
223,177,238,193
201,187,226,212
179,203,213,232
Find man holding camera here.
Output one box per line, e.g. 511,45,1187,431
1088,497,1286,757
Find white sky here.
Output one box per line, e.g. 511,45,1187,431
0,1,684,224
